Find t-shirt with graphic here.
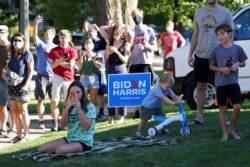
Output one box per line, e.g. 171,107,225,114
159,31,184,57
194,6,234,59
130,25,156,65
141,84,174,110
210,44,248,87
65,102,96,147
34,38,57,77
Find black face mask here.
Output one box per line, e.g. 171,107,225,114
133,16,143,25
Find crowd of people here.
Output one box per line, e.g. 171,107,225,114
0,0,247,153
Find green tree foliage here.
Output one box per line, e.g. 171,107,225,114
138,0,250,31
35,0,93,31
0,0,19,27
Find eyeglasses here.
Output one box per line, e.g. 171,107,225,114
13,39,22,42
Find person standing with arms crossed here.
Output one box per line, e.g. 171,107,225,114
129,8,158,119
187,0,234,125
33,14,57,129
210,24,247,141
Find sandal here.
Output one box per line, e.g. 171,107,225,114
9,136,22,143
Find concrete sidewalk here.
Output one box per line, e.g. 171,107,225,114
0,54,163,150
0,108,137,150
0,114,53,150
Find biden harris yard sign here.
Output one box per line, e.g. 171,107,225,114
108,73,151,107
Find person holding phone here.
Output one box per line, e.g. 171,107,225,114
48,29,77,131
33,14,57,130
38,81,96,154
76,37,102,112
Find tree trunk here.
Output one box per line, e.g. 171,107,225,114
94,0,138,26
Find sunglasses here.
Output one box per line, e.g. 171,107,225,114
13,39,22,42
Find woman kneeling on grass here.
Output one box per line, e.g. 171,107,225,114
38,81,96,154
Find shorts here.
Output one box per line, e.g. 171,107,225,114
51,74,72,101
216,83,241,106
129,64,154,85
80,75,100,90
8,86,31,102
0,81,9,105
140,106,165,120
34,74,52,100
63,137,92,152
193,54,210,83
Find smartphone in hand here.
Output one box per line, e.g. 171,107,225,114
69,91,76,99
63,53,69,59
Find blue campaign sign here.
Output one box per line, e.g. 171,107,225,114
108,73,151,107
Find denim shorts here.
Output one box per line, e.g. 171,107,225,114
0,81,9,105
80,75,100,89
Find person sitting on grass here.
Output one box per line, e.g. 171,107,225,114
135,73,184,137
38,81,96,154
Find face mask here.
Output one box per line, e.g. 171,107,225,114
0,34,8,42
113,35,120,41
166,27,173,33
13,41,23,49
133,16,143,25
84,43,94,50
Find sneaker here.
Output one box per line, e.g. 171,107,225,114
51,120,58,132
6,130,16,138
39,121,45,129
96,113,106,120
0,130,8,138
135,131,144,138
9,136,22,143
20,137,29,143
133,110,140,119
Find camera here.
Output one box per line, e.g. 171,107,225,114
140,37,145,43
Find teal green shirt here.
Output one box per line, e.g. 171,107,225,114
81,52,102,75
65,102,96,147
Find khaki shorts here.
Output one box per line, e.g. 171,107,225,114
52,74,72,101
140,106,165,120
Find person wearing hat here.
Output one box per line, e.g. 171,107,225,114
0,25,14,138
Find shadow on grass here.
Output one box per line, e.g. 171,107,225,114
1,101,250,167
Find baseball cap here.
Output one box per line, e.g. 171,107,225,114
0,25,9,31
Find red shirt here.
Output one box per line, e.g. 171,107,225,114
159,31,184,57
48,46,77,81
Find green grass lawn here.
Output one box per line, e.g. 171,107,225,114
1,97,250,167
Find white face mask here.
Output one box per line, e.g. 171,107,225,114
13,41,23,49
113,35,120,41
0,34,8,42
166,27,173,33
84,43,94,50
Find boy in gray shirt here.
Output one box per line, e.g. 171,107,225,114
209,24,248,141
